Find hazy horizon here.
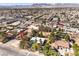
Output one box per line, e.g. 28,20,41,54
0,3,79,6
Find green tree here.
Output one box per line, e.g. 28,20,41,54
2,32,12,43
19,36,30,49
20,39,30,49
0,32,5,36
73,44,79,56
39,31,44,37
43,43,59,56
43,43,50,55
0,32,5,42
64,34,70,41
47,35,54,44
31,43,41,51
47,49,59,56
48,31,56,42
31,29,39,37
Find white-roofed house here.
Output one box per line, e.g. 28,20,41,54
30,37,47,45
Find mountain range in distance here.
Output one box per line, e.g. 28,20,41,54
0,3,79,8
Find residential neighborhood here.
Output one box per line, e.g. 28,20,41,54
0,5,79,56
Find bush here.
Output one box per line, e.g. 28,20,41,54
2,39,10,43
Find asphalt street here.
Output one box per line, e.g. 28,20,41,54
0,45,35,56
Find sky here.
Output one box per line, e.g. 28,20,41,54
0,0,78,6
0,0,79,3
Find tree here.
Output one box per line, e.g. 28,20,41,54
42,43,50,55
47,49,59,56
39,31,44,37
42,43,59,56
47,30,57,44
2,38,10,43
64,34,70,41
0,32,5,36
47,31,56,43
55,28,64,40
47,35,54,44
73,44,79,56
0,32,5,42
24,35,30,41
51,28,70,41
20,39,30,49
2,32,13,43
19,36,30,49
31,29,39,37
31,43,41,51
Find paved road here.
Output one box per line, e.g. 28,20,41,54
0,45,35,56
0,40,43,56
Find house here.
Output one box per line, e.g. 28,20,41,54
64,28,79,33
50,40,69,49
50,40,74,56
9,21,21,26
27,25,39,30
25,16,33,19
30,37,47,45
6,26,13,30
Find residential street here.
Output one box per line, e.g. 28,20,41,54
0,40,36,56
0,45,26,56
0,40,43,56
